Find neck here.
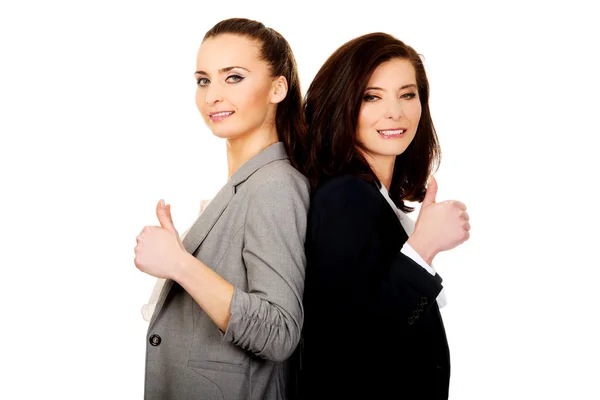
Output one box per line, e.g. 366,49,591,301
363,152,395,191
226,127,279,179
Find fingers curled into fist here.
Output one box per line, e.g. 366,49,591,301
410,176,471,261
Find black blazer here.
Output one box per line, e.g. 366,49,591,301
297,175,450,400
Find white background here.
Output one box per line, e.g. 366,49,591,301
1,0,599,398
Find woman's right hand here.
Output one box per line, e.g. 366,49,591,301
407,176,470,264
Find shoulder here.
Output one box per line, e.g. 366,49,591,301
312,175,383,217
313,175,382,207
258,159,309,185
246,160,310,205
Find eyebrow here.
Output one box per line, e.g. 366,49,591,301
365,83,417,91
195,66,251,75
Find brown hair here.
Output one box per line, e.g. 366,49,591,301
302,32,441,212
204,18,306,170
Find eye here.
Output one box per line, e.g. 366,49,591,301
196,77,210,87
226,74,244,83
401,92,417,100
363,94,380,102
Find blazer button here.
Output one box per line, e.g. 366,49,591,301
413,310,419,318
418,304,424,312
420,297,428,305
408,317,415,325
149,334,162,346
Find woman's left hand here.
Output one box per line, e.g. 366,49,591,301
134,200,187,280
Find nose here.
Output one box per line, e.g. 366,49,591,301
384,99,403,120
204,83,223,105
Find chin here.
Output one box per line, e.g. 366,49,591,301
394,146,411,156
379,145,410,157
211,130,235,139
209,125,242,140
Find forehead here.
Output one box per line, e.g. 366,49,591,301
196,34,263,71
368,58,417,85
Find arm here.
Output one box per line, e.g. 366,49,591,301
397,210,440,276
174,255,235,331
304,177,442,331
221,177,309,361
135,201,237,329
158,178,307,361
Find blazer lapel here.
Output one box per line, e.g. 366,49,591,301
228,141,289,189
148,184,234,330
148,279,174,329
181,142,289,255
182,183,235,256
148,142,289,329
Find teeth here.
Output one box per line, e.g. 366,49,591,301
212,112,233,117
378,129,404,135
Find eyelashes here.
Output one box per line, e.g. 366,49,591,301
226,74,243,83
196,74,245,87
197,77,210,87
363,92,417,102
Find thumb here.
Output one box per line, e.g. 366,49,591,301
156,199,177,234
422,175,438,207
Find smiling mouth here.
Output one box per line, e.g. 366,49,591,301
209,111,234,122
377,129,405,137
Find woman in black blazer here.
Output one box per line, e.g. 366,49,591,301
296,33,471,399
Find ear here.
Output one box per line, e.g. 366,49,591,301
270,76,288,104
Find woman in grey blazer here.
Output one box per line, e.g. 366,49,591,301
134,18,309,399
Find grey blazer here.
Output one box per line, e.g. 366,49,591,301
144,142,310,399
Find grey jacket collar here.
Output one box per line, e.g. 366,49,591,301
181,141,289,256
229,141,289,188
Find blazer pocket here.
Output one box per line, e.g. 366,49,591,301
187,360,249,399
187,359,246,374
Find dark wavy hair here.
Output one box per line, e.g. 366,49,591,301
302,32,441,212
204,18,306,170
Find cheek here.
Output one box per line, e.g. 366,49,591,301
195,90,212,125
410,103,423,126
234,92,255,112
407,105,422,142
233,81,272,113
358,106,379,129
195,89,204,111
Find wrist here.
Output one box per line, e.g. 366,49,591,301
171,251,196,284
407,235,437,265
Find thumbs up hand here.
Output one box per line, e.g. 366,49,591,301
408,176,471,264
134,199,187,280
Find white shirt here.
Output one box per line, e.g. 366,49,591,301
379,186,447,308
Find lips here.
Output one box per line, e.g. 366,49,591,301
209,111,234,122
377,129,406,138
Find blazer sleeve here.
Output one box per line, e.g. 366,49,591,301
221,175,309,362
305,176,443,331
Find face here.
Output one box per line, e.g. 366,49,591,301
195,34,285,140
356,58,422,166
